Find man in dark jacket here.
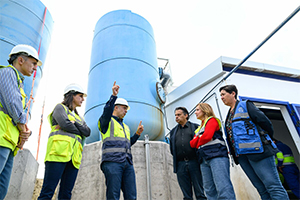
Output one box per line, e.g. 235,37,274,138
169,107,206,200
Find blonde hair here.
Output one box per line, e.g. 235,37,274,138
197,103,216,120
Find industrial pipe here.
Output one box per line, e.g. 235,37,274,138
189,5,300,115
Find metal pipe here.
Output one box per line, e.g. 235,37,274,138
189,5,300,116
144,135,152,200
163,104,172,140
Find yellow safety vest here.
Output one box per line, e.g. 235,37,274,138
0,65,26,154
275,151,295,166
101,118,131,141
99,117,131,163
44,104,84,169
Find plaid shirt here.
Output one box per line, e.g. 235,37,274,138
0,65,26,125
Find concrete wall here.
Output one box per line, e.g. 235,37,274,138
72,139,262,200
5,149,39,200
72,140,183,200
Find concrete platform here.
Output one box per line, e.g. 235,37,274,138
5,149,39,200
72,140,183,200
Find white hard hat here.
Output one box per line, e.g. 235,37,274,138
115,98,130,110
9,44,42,66
64,83,87,97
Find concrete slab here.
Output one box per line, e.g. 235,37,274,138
72,140,183,200
5,148,39,200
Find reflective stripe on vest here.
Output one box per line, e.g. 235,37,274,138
282,154,295,165
45,104,84,169
231,101,264,155
102,118,130,155
49,130,82,144
102,148,131,154
201,138,226,148
276,152,295,165
239,142,261,149
102,119,130,143
196,117,226,148
233,112,249,119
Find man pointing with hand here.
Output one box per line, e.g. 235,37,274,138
98,81,144,200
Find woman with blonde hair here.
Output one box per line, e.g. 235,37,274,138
190,103,236,199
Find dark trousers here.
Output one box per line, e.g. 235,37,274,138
38,161,79,200
101,160,137,200
176,159,206,200
282,164,300,198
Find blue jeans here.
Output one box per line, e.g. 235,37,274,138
238,155,289,200
176,159,206,200
200,157,236,200
101,160,136,200
38,161,79,200
0,147,14,200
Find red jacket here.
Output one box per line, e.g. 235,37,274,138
190,118,219,149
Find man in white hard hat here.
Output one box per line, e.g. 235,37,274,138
98,81,144,200
0,44,41,199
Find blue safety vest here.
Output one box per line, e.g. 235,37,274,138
231,101,264,156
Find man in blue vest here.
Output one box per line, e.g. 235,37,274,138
0,44,41,199
98,81,144,200
169,107,206,200
219,84,288,200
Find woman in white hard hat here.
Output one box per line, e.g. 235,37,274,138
38,83,90,200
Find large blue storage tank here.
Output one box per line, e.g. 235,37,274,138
85,10,166,143
0,0,53,119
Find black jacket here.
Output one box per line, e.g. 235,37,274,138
169,121,199,173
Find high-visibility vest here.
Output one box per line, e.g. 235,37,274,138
44,104,84,169
195,117,228,160
99,117,132,163
275,151,295,166
0,65,26,154
230,101,264,156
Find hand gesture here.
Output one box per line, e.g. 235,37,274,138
112,81,120,96
136,121,144,136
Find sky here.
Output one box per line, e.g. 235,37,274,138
24,0,300,178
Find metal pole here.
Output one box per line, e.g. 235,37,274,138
189,5,300,116
144,134,152,200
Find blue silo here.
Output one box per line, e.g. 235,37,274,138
0,0,53,119
85,10,166,143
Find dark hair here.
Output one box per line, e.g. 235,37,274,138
62,91,80,115
219,84,238,99
175,107,189,120
7,52,31,65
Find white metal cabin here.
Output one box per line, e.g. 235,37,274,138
164,56,300,198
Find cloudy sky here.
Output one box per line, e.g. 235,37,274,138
24,0,300,177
